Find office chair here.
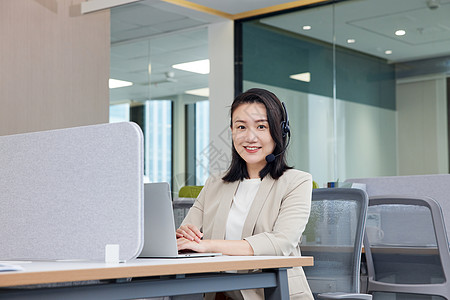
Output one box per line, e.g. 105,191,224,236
364,196,450,300
178,185,203,198
173,186,203,229
301,188,372,300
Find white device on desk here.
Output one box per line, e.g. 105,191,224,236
139,182,221,258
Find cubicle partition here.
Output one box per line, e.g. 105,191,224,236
346,174,450,242
0,122,144,261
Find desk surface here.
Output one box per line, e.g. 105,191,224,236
0,256,313,287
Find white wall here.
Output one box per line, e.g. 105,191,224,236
397,75,448,175
336,99,397,181
0,0,110,136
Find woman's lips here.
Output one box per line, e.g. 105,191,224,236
244,146,261,153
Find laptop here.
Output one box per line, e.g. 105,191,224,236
139,182,221,258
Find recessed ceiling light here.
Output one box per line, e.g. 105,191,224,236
109,79,133,89
395,29,406,36
302,25,312,30
185,87,209,97
172,59,210,74
289,72,311,83
347,39,356,44
385,50,393,55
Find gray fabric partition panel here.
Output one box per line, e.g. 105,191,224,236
346,174,450,242
0,122,144,261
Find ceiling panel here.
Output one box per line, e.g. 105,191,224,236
151,18,202,32
348,3,450,45
261,0,450,62
112,3,183,27
110,1,210,103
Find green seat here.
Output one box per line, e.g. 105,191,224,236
313,180,319,189
178,186,203,198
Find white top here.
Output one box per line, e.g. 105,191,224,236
225,178,261,240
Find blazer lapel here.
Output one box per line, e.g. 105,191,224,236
210,180,240,239
241,175,275,239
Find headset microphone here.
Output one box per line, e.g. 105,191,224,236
265,146,286,163
265,102,291,163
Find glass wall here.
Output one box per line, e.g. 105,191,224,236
109,2,210,191
238,0,450,186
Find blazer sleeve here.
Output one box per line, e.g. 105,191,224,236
245,171,312,256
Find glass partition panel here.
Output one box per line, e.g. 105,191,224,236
110,1,209,190
242,8,336,185
239,0,450,186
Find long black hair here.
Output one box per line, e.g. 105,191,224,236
222,88,292,182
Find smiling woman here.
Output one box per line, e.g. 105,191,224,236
176,88,314,300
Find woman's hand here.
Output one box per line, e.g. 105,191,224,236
176,224,203,243
177,238,254,256
177,237,209,253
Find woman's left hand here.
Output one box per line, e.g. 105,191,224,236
176,239,254,256
177,237,209,253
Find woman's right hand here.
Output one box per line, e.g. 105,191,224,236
176,224,203,243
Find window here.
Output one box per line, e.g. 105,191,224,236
185,101,210,186
109,103,130,123
145,100,172,183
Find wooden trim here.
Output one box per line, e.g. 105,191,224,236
161,0,234,19
161,0,329,20
0,257,313,287
231,0,330,20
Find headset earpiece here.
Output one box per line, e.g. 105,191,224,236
266,102,291,163
281,102,290,138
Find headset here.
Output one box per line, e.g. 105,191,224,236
265,102,291,163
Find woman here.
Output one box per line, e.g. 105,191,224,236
176,88,313,300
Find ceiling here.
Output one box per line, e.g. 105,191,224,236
262,0,450,62
110,0,450,104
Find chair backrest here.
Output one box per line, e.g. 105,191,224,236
364,196,450,299
301,188,368,294
178,185,203,198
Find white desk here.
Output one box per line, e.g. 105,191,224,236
0,256,313,299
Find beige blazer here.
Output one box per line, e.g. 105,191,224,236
182,169,314,300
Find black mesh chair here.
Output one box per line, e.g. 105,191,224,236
364,196,450,300
301,188,372,300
